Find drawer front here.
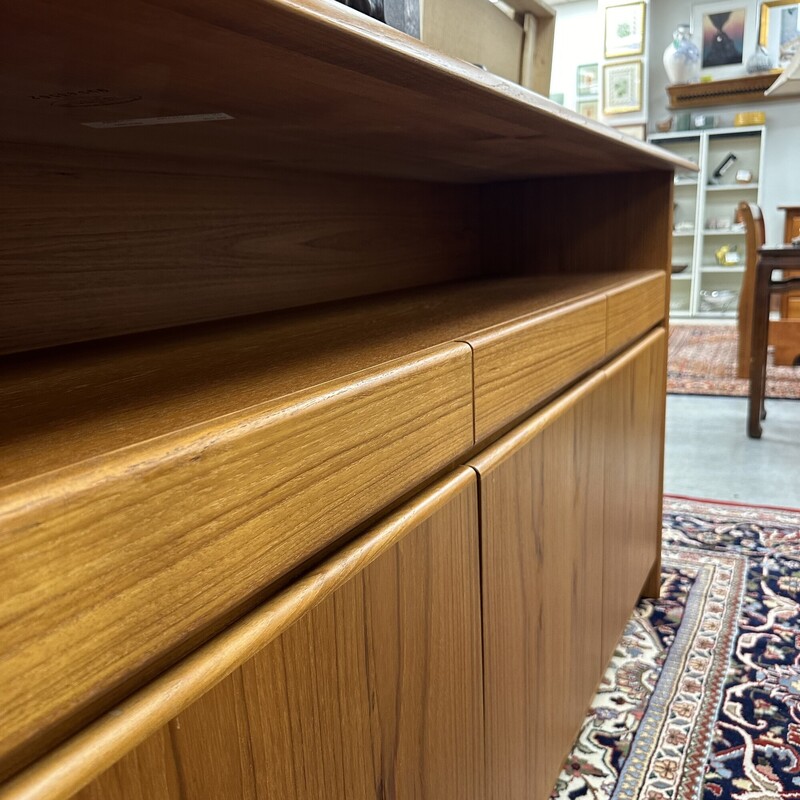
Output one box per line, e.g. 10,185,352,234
43,470,484,800
468,294,607,441
0,344,473,779
606,272,665,353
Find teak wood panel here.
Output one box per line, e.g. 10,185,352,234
1,271,648,485
470,372,607,800
68,470,484,800
0,344,473,781
601,330,666,663
0,147,481,355
467,293,607,440
606,272,666,354
480,172,675,284
2,2,688,184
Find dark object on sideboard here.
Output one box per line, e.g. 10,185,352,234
335,0,420,37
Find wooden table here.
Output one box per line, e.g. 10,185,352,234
748,245,800,438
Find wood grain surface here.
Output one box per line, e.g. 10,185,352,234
0,146,480,355
601,330,666,661
606,272,666,354
1,469,483,800
480,172,675,280
1,1,689,184
469,293,607,439
0,344,473,781
470,372,607,800
1,271,648,486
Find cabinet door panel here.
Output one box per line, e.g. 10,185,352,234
601,329,666,661
471,374,606,800
71,470,484,800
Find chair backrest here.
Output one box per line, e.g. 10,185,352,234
736,202,766,378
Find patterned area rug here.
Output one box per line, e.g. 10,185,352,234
668,325,800,399
552,496,800,800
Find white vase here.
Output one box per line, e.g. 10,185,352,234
663,25,700,85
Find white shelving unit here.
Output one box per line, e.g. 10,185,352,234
649,125,765,318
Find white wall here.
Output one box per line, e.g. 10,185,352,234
647,0,800,241
550,0,600,111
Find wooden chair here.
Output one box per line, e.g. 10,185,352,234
747,246,800,437
738,202,800,380
736,202,765,379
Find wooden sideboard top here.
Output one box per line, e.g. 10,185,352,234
3,0,692,182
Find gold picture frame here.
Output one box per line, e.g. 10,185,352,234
758,0,800,67
602,60,643,114
604,2,646,59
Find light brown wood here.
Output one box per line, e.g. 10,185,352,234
468,293,607,440
470,371,607,800
601,330,666,661
1,0,689,184
0,271,649,486
0,145,480,355
423,0,525,84
3,469,483,800
666,72,781,108
606,272,666,354
0,343,473,781
0,470,480,800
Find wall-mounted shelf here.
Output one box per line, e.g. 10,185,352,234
666,72,781,109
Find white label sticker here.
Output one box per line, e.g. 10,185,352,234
82,112,234,129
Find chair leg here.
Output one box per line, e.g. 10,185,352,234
748,272,771,439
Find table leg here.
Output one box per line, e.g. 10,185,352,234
748,263,771,438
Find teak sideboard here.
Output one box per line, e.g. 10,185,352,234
0,2,691,798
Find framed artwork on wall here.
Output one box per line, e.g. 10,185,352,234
577,99,598,119
613,123,647,140
692,0,755,77
602,60,642,114
577,63,599,96
604,2,646,59
759,0,800,68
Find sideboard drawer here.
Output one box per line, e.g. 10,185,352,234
606,271,665,353
468,295,607,441
0,343,473,780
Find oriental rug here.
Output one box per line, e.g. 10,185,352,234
668,325,800,399
551,496,800,800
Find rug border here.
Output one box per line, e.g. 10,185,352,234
664,492,800,515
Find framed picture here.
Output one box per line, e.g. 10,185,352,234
577,63,599,96
759,0,800,68
604,2,646,59
577,99,598,119
602,60,642,114
613,123,647,140
692,1,755,77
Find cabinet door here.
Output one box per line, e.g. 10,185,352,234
72,470,484,800
601,329,666,662
470,373,607,800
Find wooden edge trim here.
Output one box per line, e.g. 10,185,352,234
0,468,475,800
604,270,666,298
602,327,666,379
461,290,606,348
273,1,689,172
467,370,607,473
0,342,467,515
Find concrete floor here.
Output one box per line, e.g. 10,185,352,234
664,394,800,508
